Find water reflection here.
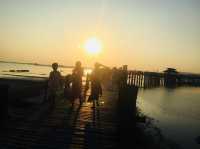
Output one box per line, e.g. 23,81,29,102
138,87,200,149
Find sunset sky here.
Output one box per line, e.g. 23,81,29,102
0,0,200,73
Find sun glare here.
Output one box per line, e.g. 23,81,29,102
84,37,102,55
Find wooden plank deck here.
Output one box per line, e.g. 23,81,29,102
0,88,120,149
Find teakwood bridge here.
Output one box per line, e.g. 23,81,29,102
127,68,200,88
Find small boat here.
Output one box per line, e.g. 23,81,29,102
16,70,29,72
9,70,30,72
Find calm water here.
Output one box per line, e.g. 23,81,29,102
0,62,91,78
138,87,200,149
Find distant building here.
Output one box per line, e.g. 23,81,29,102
163,68,178,74
163,68,178,87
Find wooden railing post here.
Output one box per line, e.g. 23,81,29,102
118,84,138,147
118,85,138,122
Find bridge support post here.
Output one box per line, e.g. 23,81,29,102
118,85,138,147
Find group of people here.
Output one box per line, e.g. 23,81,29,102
47,61,102,108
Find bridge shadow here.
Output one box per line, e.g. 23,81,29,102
84,107,102,149
31,103,83,149
65,104,82,149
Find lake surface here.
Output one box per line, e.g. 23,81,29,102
138,87,200,149
0,62,91,78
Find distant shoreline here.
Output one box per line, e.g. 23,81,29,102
0,60,91,69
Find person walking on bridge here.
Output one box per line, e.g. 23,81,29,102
71,61,84,106
90,63,102,108
48,62,63,107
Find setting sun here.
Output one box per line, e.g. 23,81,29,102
84,37,102,55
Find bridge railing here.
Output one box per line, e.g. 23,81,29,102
127,70,164,88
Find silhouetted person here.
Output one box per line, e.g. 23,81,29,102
90,63,102,108
111,67,118,90
48,63,63,107
71,61,84,106
121,65,128,87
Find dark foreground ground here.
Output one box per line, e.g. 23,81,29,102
0,78,181,149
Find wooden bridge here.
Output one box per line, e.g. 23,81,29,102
127,71,164,88
127,70,200,88
0,77,138,149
